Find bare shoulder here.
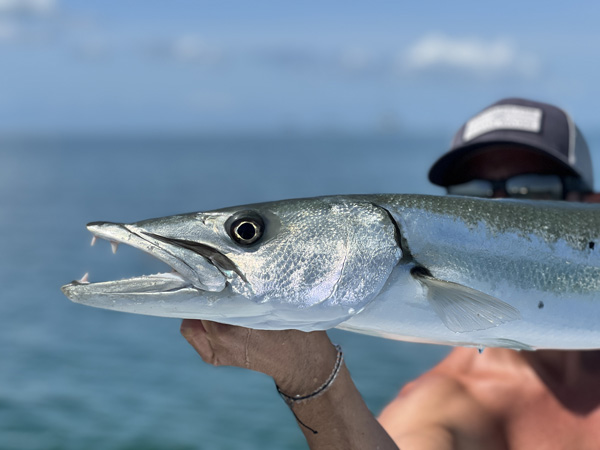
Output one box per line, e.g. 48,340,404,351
379,347,491,428
378,348,507,450
378,371,475,436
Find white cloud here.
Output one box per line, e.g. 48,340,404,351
339,47,374,71
72,36,112,60
171,35,223,64
404,33,539,77
187,90,235,111
0,0,58,44
0,19,17,40
0,0,56,15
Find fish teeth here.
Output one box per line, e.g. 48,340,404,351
90,234,118,253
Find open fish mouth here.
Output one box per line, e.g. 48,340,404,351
61,221,232,300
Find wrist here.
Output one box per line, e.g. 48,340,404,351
268,332,339,395
275,344,344,436
276,344,343,401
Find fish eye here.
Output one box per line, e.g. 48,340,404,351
226,212,264,246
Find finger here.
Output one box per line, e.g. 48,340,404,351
199,320,229,337
200,320,249,366
180,319,216,364
180,318,206,340
200,320,244,342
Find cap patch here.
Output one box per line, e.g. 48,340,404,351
463,105,543,142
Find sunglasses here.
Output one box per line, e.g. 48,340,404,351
446,174,577,200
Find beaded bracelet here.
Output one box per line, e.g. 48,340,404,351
275,345,343,434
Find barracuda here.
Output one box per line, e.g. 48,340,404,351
61,194,600,350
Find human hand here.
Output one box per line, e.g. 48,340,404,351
180,320,338,395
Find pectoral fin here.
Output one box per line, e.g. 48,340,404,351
411,267,521,333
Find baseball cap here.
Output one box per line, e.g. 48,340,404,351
428,98,594,191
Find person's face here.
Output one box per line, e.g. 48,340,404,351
447,145,582,200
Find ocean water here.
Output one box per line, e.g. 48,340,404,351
0,133,525,449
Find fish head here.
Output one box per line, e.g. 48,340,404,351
62,197,402,330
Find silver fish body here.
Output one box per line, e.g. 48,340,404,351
62,194,600,350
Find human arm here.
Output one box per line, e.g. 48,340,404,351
180,319,399,449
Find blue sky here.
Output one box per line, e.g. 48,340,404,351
2,0,600,135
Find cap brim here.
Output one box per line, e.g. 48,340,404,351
428,140,581,187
